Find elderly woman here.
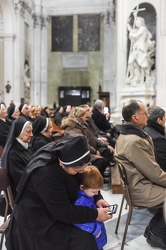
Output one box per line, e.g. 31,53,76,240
1,116,34,197
0,103,12,148
31,116,54,152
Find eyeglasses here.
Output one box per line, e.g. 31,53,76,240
137,110,149,116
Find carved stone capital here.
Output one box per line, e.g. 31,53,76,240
32,13,41,28
14,0,32,17
41,15,50,28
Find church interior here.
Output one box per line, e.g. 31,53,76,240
1,0,166,122
0,0,166,249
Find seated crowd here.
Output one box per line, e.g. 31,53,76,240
1,98,166,249
0,99,116,197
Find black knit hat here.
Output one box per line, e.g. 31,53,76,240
22,134,90,174
58,134,90,165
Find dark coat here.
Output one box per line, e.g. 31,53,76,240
0,119,11,148
144,121,166,172
31,133,54,152
54,112,64,126
5,141,101,250
8,140,34,197
19,113,32,122
92,108,111,133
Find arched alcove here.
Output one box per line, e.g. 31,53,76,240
126,2,156,86
127,3,156,60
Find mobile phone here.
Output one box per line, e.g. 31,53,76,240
106,204,118,215
104,107,109,115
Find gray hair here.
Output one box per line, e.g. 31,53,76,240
94,99,104,110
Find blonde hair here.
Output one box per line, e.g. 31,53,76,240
80,165,103,189
69,106,86,119
29,106,38,118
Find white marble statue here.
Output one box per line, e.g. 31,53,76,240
126,12,155,85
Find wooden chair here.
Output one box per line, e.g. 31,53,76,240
115,162,162,250
0,167,14,250
110,164,122,194
51,118,64,140
0,146,3,158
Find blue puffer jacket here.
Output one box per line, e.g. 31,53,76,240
74,190,107,250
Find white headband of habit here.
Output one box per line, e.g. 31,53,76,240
58,150,90,165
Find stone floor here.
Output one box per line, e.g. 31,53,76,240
101,189,161,250
0,189,162,250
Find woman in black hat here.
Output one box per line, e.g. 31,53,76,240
5,134,112,250
31,116,54,152
1,116,34,197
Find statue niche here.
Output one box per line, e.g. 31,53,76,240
126,4,156,86
24,60,31,103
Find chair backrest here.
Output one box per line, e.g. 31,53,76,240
0,146,3,158
0,167,14,213
117,163,133,207
0,168,10,192
0,167,14,250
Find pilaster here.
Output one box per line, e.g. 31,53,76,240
41,15,50,107
32,12,42,105
3,34,15,105
13,2,26,104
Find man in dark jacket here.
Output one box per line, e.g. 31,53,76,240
92,99,112,134
144,106,166,171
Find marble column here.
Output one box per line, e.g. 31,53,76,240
13,2,25,105
156,0,166,109
32,13,42,105
103,1,117,111
3,34,15,106
40,16,49,107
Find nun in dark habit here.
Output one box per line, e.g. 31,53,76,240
18,103,31,121
0,103,12,148
1,116,34,197
7,104,20,122
31,116,54,152
5,134,112,250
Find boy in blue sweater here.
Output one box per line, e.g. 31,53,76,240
74,165,111,250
